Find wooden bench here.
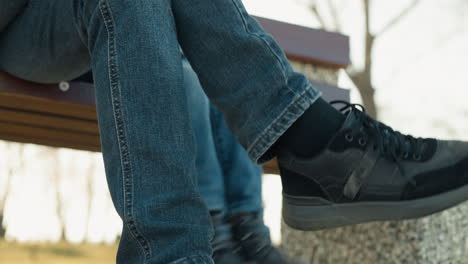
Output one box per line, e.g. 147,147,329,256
0,16,351,174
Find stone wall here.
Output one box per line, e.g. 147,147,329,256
290,61,339,85
280,60,468,264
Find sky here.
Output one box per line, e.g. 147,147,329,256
1,0,467,245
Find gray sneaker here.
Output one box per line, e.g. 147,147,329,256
278,101,468,231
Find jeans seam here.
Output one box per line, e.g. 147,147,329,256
217,119,229,173
171,255,213,264
211,107,228,172
99,0,152,260
230,0,288,84
248,85,321,162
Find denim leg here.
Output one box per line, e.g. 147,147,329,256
0,0,28,32
183,57,267,250
182,57,227,212
183,56,263,215
172,0,322,163
210,106,273,250
0,0,90,82
209,105,264,217
0,0,214,263
79,1,214,263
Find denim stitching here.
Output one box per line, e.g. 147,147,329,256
209,107,226,174
98,0,152,260
214,111,230,173
229,0,288,84
248,86,321,162
219,130,230,173
171,255,214,264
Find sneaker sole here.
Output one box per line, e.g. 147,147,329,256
282,183,468,231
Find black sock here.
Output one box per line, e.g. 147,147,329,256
276,97,345,157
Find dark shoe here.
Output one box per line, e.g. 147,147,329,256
279,101,468,230
211,212,246,264
213,248,246,264
232,213,290,264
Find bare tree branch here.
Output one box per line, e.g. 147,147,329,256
0,144,13,209
0,144,24,238
309,3,327,29
326,0,342,31
364,0,371,37
376,0,420,36
363,0,374,69
84,159,96,242
308,0,377,116
48,148,67,241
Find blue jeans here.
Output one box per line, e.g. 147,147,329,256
0,0,321,263
183,58,263,216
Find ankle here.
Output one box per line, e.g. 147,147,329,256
276,98,344,157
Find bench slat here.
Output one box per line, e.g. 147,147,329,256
0,72,97,120
0,107,99,134
0,78,349,163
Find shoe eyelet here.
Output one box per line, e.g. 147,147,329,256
358,138,366,146
413,154,422,161
345,134,354,142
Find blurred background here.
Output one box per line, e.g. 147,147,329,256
1,0,467,263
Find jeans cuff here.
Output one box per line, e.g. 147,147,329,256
227,201,263,217
201,198,226,213
248,83,322,163
169,255,214,264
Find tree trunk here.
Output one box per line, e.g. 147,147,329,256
350,0,378,118
359,82,377,118
84,160,96,243
362,0,377,118
350,71,378,118
0,213,5,238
